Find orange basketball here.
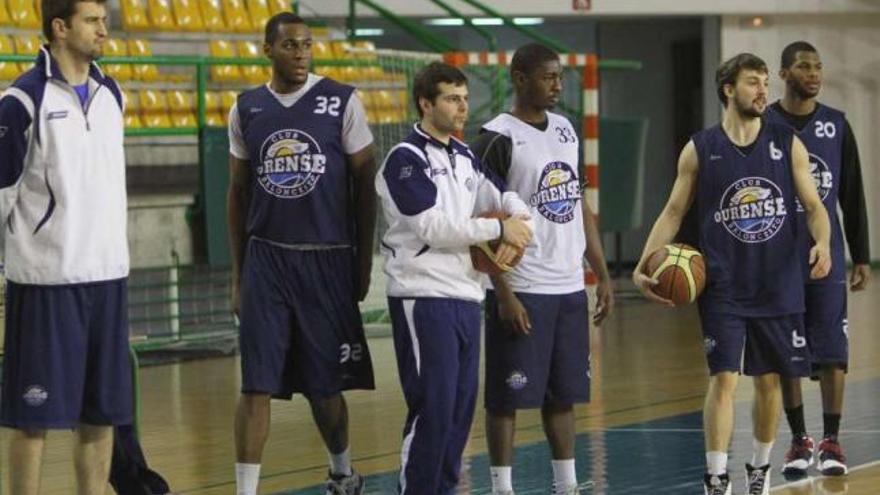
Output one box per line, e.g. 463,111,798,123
643,243,706,305
470,211,524,276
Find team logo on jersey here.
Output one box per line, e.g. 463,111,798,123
530,161,581,223
796,153,833,212
257,129,327,198
715,176,787,243
23,385,48,407
506,370,529,390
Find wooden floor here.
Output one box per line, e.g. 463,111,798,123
2,272,879,494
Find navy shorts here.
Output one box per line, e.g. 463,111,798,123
700,310,810,377
484,290,590,411
1,278,133,429
239,240,375,400
804,283,848,373
388,297,481,494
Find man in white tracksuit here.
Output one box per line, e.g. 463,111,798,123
376,61,532,494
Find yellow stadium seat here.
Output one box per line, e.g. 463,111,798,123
245,0,270,33
0,0,11,25
8,0,40,28
172,0,204,31
220,90,238,115
120,0,150,30
198,0,228,32
101,39,132,81
268,0,289,15
222,0,253,33
352,40,377,60
355,89,373,111
311,41,333,61
122,90,143,128
147,0,176,30
339,66,359,83
128,39,161,81
204,90,221,112
139,90,172,128
0,35,20,81
204,91,225,126
13,36,42,73
168,90,197,127
330,40,352,59
236,41,268,84
372,89,393,110
209,40,241,82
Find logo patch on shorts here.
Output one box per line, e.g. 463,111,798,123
703,337,717,355
506,370,528,390
22,385,48,407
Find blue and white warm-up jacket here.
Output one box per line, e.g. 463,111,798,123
376,124,530,302
0,46,129,285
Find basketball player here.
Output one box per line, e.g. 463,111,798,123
633,53,831,495
376,62,532,494
0,0,132,493
227,13,377,495
766,41,871,477
470,43,614,495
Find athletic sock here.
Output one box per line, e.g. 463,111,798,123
490,465,513,493
706,451,728,476
551,458,576,491
328,446,352,477
235,462,261,495
784,404,807,439
751,440,774,467
823,413,841,441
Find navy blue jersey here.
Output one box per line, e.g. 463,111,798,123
237,79,355,245
692,122,803,317
765,103,846,284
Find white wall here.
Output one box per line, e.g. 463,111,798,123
299,0,880,17
722,14,880,261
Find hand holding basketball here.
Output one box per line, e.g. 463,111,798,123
501,215,532,249
636,243,706,306
470,211,529,275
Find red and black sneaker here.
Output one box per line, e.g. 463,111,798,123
781,435,815,476
817,437,848,476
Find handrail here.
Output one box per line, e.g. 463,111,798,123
0,54,408,137
349,0,457,53
455,0,571,54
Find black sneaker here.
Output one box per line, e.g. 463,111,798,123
745,463,771,495
325,469,365,495
703,472,731,495
817,437,848,476
781,435,815,477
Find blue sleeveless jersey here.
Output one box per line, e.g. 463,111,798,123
237,79,355,245
692,122,803,316
765,103,846,285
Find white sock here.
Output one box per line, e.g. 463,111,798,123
329,446,352,476
706,451,727,475
490,465,513,492
489,466,513,493
235,462,261,495
751,439,773,467
551,458,577,490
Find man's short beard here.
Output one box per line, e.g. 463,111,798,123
789,80,819,100
735,98,763,119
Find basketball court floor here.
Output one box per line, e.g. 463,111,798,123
2,273,878,494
